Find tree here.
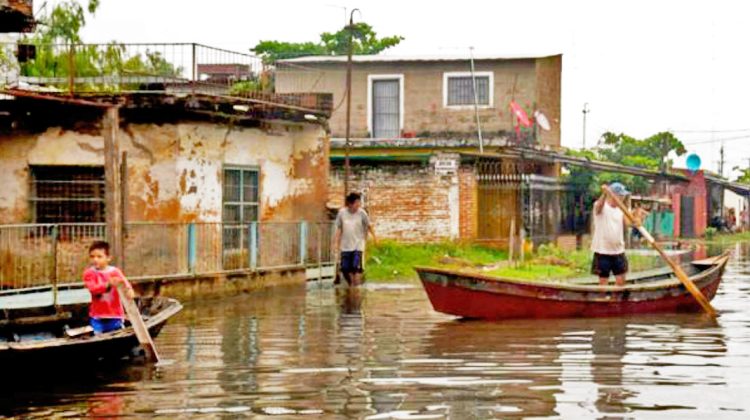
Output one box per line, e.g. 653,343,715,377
599,131,686,172
562,131,688,197
34,0,100,44
252,22,404,63
16,1,181,91
595,131,687,194
734,167,750,184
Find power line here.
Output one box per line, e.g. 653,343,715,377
682,134,750,145
672,128,750,134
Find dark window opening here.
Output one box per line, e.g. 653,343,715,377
30,166,105,223
447,75,490,106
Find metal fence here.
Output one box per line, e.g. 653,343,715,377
0,42,332,113
0,221,335,293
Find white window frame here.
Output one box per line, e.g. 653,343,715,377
443,71,494,110
367,74,405,138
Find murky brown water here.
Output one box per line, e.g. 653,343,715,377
3,243,750,419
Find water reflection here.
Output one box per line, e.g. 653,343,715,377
2,244,749,418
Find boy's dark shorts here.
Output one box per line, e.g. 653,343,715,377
591,252,628,277
340,251,363,274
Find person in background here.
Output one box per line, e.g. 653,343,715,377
334,192,377,286
591,183,630,287
83,241,135,334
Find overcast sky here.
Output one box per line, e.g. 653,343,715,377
67,0,750,179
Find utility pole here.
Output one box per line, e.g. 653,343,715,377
343,9,359,197
469,47,484,154
582,103,590,149
718,143,725,177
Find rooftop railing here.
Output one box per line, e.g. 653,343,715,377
0,42,332,114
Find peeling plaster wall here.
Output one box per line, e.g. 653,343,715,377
0,120,329,224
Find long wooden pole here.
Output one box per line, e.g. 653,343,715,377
103,107,122,264
602,186,717,317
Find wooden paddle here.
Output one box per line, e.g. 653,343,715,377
602,186,717,317
116,283,160,362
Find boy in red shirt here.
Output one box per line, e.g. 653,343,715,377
83,241,135,334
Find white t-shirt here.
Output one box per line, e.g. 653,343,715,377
591,203,625,255
335,208,370,252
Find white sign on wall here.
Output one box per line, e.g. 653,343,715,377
435,159,458,176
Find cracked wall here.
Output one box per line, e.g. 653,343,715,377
0,120,329,224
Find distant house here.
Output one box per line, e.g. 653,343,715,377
197,63,252,83
276,54,564,246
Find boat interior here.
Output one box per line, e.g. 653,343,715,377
0,288,175,343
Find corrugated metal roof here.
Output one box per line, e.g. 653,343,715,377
278,53,561,64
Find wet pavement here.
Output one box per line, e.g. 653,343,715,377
2,243,750,419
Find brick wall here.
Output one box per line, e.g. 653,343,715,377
458,164,478,240
329,161,460,242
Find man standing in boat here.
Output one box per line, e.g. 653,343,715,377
334,192,377,286
591,182,630,287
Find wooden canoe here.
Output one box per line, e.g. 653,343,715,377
0,294,182,365
416,254,730,320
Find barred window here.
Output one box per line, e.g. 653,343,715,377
30,166,105,223
223,167,259,253
444,72,492,107
223,168,259,224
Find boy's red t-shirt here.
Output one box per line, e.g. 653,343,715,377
83,266,131,319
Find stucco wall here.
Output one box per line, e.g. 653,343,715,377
276,58,559,142
0,120,329,224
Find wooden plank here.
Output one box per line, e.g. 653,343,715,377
120,150,128,272
117,284,160,362
65,325,93,338
103,107,123,264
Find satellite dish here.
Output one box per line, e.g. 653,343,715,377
534,110,551,131
686,153,701,173
510,101,532,127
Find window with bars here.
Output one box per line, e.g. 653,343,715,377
444,72,493,107
30,166,105,223
223,167,259,252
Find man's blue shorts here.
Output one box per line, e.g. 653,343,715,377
340,251,363,274
90,317,124,334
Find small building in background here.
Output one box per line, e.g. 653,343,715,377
197,63,252,83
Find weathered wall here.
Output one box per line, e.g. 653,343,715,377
668,170,707,238
534,55,562,148
0,120,329,224
277,58,551,141
328,155,462,242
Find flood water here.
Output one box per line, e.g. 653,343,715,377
3,243,750,419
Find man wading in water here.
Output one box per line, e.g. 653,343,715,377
334,192,377,286
591,182,630,287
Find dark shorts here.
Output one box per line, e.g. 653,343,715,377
591,253,628,278
90,317,123,335
340,251,363,274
